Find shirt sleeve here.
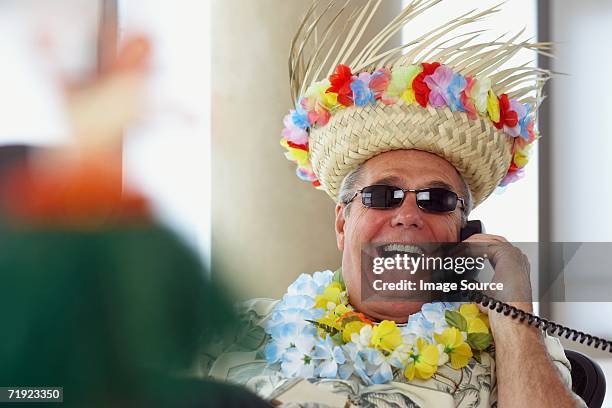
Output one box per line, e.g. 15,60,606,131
543,334,573,388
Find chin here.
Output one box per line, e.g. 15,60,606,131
358,300,426,324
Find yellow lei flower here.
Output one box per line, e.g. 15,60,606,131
385,65,422,104
459,304,490,334
435,327,473,369
513,145,530,168
404,338,439,380
370,320,402,352
487,89,500,123
315,282,343,310
304,80,343,113
280,139,309,166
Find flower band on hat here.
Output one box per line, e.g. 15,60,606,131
282,62,538,188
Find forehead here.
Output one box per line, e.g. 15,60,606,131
359,150,464,191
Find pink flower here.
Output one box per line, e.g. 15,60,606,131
424,65,453,108
499,167,525,187
282,113,309,145
369,68,391,100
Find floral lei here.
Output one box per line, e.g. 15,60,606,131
264,270,493,385
281,62,536,189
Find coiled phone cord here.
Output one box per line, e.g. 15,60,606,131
461,289,612,353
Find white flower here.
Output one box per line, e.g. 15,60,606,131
437,343,450,366
351,324,373,350
472,77,491,113
388,343,412,369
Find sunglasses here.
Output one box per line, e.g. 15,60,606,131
346,184,465,213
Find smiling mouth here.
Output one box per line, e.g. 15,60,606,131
375,243,425,259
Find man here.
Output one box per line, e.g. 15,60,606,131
333,149,581,407
202,1,586,406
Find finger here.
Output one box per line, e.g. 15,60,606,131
462,233,508,243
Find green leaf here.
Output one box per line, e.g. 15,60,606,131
467,333,493,351
332,268,345,289
305,319,339,336
331,332,344,344
445,310,467,332
472,349,482,364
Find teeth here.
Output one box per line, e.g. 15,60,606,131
382,243,424,255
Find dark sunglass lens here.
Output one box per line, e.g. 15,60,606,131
362,185,403,208
416,188,457,212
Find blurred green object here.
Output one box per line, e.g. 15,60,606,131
0,222,266,407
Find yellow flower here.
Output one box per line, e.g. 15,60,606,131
280,139,309,166
435,327,473,369
370,320,402,352
316,313,342,338
314,282,343,310
333,303,351,317
321,91,342,112
513,147,529,168
304,80,342,113
384,65,422,105
404,338,439,380
487,89,500,123
468,318,489,334
343,321,367,343
459,304,479,320
459,304,490,334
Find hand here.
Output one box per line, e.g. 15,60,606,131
462,234,533,324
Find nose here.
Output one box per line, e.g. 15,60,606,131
390,192,425,230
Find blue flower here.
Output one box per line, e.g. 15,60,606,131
269,307,322,332
281,336,317,378
287,271,333,298
287,273,319,297
341,344,393,385
447,73,467,112
421,302,452,334
264,322,299,363
350,78,375,107
312,336,347,378
519,103,532,140
312,270,333,290
360,348,393,384
277,294,315,310
403,311,435,343
291,101,311,130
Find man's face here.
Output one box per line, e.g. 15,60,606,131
334,149,465,323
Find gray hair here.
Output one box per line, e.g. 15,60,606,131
337,163,472,226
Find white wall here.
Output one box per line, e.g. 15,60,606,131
548,3,612,404
120,1,212,269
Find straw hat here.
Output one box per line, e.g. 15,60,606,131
280,0,551,207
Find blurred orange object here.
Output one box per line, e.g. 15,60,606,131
1,160,150,227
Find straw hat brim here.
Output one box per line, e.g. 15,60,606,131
309,100,513,207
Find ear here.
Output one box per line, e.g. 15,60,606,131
334,202,346,251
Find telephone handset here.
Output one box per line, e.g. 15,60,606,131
457,220,612,353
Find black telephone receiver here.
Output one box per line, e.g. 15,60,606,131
460,219,484,241
456,220,612,353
